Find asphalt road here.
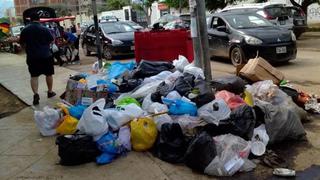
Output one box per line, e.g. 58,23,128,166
69,32,320,95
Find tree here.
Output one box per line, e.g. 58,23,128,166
132,0,157,24
51,4,72,16
289,0,320,15
103,0,131,11
164,0,188,9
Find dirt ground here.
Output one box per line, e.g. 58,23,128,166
0,85,27,119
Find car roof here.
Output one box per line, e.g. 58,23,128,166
221,2,286,12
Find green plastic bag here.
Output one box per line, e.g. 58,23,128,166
116,97,141,107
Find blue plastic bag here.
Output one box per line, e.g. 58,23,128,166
97,79,118,93
68,105,86,120
108,61,135,80
96,132,119,165
162,98,198,116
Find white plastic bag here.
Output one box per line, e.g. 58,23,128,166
118,125,131,151
51,43,59,53
183,64,205,80
173,115,201,135
154,113,173,131
34,106,61,136
173,55,190,72
164,71,183,85
131,80,162,99
198,99,231,125
148,102,168,114
142,93,153,111
204,134,253,176
251,124,269,156
246,80,289,106
143,71,172,84
165,90,182,100
77,98,109,141
104,103,144,131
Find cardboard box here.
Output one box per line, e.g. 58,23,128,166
240,57,284,84
64,79,108,105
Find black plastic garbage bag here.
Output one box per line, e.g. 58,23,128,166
133,60,175,78
255,100,306,144
184,132,217,172
228,105,256,141
280,86,299,102
174,73,195,96
119,79,143,93
151,81,175,103
56,135,101,166
211,75,247,95
197,123,234,137
154,123,190,163
189,79,215,107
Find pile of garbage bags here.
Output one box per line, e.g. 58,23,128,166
33,55,317,176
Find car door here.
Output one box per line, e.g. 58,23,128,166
86,25,96,52
207,17,230,57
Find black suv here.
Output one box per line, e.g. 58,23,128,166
82,21,136,60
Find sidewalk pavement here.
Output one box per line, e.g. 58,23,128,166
0,53,211,180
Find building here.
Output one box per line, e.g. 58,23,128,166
14,0,80,17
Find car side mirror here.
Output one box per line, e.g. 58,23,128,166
217,26,227,32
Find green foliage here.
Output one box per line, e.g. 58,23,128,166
164,0,189,9
104,0,131,11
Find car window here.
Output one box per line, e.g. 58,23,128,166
287,7,301,17
101,23,135,34
224,14,273,29
211,17,226,29
265,6,288,18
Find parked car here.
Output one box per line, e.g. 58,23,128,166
123,21,144,31
163,20,189,30
207,12,297,66
286,6,307,38
82,21,136,60
220,3,306,38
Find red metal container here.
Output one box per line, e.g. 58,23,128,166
134,29,194,63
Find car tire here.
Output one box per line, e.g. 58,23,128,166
230,47,246,66
83,44,90,56
103,46,113,60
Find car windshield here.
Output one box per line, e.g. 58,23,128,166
126,21,138,26
101,22,135,34
224,14,273,29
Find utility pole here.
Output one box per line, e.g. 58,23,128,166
92,0,103,68
189,0,212,80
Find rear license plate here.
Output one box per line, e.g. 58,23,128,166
276,46,287,54
297,20,303,25
130,46,135,50
279,20,285,25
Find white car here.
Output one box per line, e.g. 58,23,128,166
220,3,294,31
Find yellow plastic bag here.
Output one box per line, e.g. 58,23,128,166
56,107,78,135
243,90,254,107
130,117,158,151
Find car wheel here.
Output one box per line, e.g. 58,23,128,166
103,47,112,60
230,47,246,66
83,44,90,56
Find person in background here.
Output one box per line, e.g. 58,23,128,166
63,30,80,62
19,12,56,105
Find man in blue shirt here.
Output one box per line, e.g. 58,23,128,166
20,12,56,105
64,31,80,61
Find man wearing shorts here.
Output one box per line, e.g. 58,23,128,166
20,12,56,105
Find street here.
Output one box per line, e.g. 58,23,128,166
71,32,320,95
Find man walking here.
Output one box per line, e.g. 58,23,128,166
20,12,56,105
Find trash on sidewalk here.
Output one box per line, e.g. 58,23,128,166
29,55,317,177
273,168,296,177
240,57,284,85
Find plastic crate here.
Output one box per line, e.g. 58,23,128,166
134,29,194,63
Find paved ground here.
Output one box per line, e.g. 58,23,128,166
0,32,320,180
